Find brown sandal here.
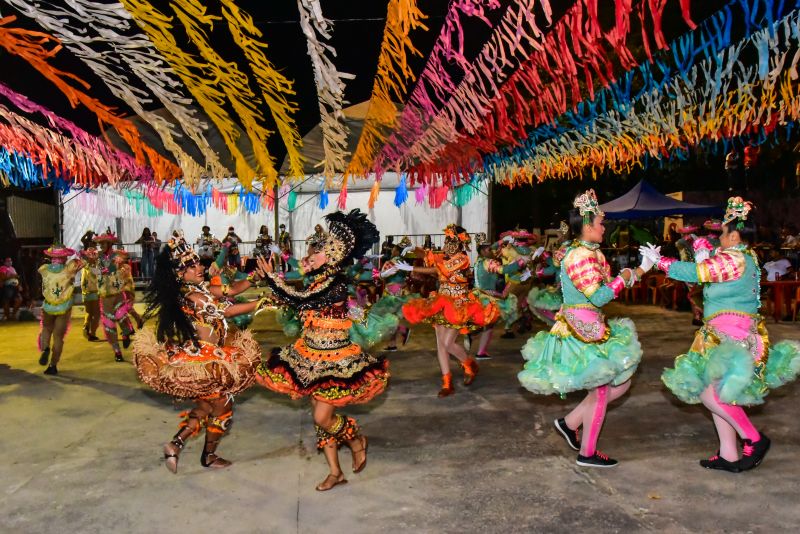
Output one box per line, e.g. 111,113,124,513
163,438,183,474
315,473,348,492
201,451,232,469
350,435,368,473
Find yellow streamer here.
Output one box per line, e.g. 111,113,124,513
220,0,304,180
120,0,271,188
346,0,428,178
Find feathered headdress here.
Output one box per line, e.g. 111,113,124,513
722,197,753,229
320,209,380,265
573,189,603,224
444,224,471,250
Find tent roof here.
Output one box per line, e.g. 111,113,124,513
599,180,721,219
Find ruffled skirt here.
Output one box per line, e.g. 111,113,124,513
476,292,519,328
256,338,389,407
402,291,500,334
518,314,642,395
132,328,261,399
527,286,562,327
662,314,800,406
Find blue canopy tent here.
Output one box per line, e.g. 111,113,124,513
599,180,721,219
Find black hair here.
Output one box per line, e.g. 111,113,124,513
724,218,756,244
144,247,197,345
568,208,595,237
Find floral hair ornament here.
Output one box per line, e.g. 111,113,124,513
573,189,604,225
167,230,200,275
722,197,753,230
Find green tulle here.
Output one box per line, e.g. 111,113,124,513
477,293,518,327
527,286,562,311
229,296,253,329
275,308,301,338
349,311,400,349
518,317,642,395
662,339,800,406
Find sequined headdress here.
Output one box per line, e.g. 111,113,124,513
319,209,380,265
573,189,604,224
558,220,569,236
398,235,413,248
473,232,488,247
167,231,199,273
722,196,753,229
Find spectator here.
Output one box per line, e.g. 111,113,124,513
763,247,793,281
0,257,22,320
743,141,760,191
380,235,394,261
196,226,219,269
725,149,741,192
135,227,156,278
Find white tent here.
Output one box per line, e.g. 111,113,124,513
61,173,488,259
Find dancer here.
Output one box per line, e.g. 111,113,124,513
116,249,145,329
471,233,528,359
518,190,646,467
379,237,415,352
255,210,389,491
494,229,536,338
95,231,134,363
38,244,83,375
640,197,800,472
402,225,500,397
80,246,101,341
132,232,264,473
527,221,568,327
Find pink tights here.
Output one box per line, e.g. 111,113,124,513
477,328,493,356
564,381,631,457
699,386,760,461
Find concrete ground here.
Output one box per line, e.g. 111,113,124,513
1,301,800,534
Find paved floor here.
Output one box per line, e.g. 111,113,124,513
1,302,799,533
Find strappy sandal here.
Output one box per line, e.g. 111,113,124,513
315,473,348,492
201,451,232,469
349,435,368,473
163,438,183,474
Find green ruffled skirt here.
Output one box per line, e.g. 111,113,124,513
526,286,562,326
518,317,642,395
662,339,800,406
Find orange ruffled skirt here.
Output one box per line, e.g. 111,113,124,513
402,291,500,334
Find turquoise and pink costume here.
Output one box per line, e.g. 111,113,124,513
526,251,563,327
657,245,800,406
518,240,642,396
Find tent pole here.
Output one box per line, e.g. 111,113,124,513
487,180,493,239
273,184,279,240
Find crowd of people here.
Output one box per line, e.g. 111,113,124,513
5,191,800,491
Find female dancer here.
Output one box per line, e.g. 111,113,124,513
527,222,568,327
80,245,101,341
255,210,389,491
132,232,264,473
401,225,500,397
38,244,83,375
640,197,800,472
518,190,648,467
471,233,528,359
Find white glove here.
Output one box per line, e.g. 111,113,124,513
401,246,414,257
694,248,710,263
380,266,398,278
531,246,545,260
364,253,382,259
638,243,661,271
501,235,515,244
394,260,414,272
519,269,532,282
268,244,281,255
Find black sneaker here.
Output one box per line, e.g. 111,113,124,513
576,451,618,468
384,346,398,352
554,418,580,451
43,365,58,376
122,336,132,349
87,334,100,342
739,434,770,471
38,348,50,366
691,318,704,326
500,331,515,339
699,452,741,473
114,351,125,362
475,353,492,360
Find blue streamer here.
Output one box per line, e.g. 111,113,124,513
394,175,408,207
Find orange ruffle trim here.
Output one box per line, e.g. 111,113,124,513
402,292,500,334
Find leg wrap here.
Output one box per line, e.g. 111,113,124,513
315,414,359,450
177,410,205,438
206,411,233,435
